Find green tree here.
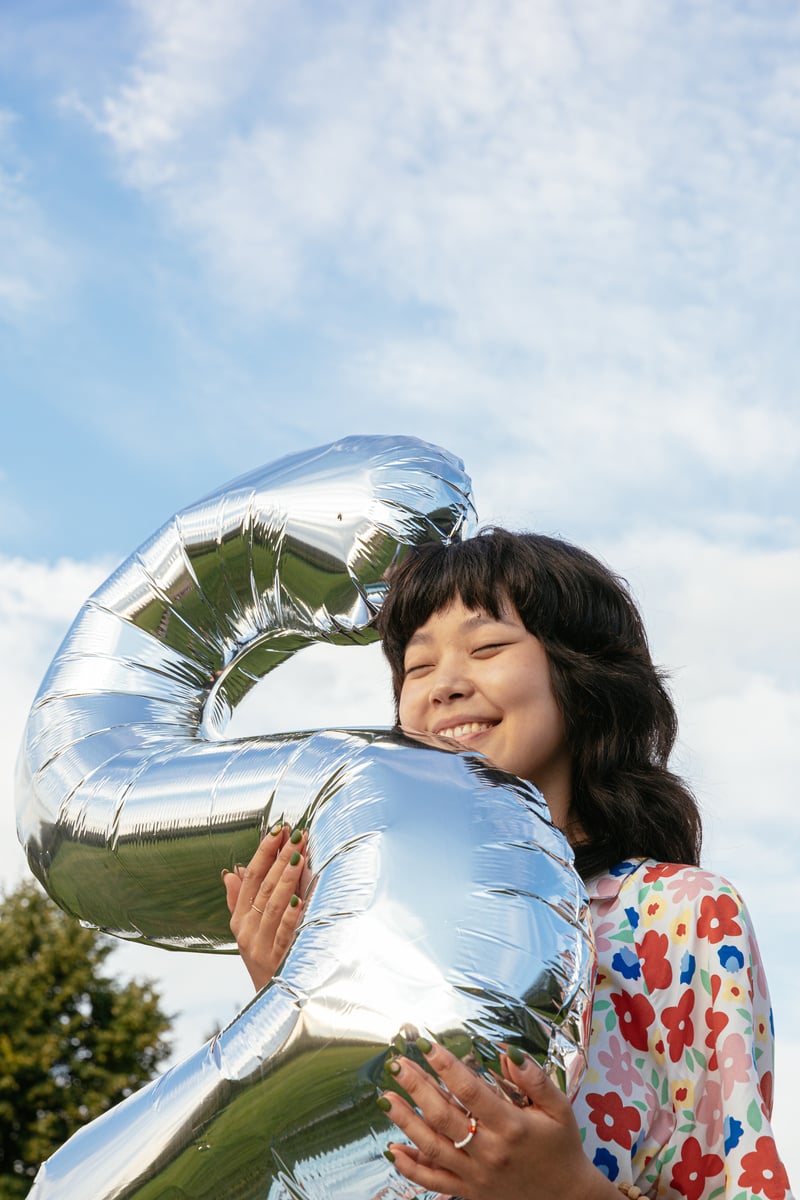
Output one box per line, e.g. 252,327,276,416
0,879,172,1198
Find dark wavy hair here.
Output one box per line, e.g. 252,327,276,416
377,528,702,881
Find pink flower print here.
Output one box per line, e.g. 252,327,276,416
596,1035,645,1098
695,1079,724,1145
665,867,719,903
717,1031,751,1099
592,918,616,955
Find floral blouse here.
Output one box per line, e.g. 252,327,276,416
570,859,793,1199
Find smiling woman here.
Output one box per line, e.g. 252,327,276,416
321,526,791,1200
398,600,573,829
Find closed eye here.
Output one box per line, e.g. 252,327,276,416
472,641,512,656
403,662,432,677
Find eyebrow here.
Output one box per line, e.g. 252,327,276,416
405,612,518,649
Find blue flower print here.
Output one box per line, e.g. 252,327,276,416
593,1147,620,1180
724,1115,744,1154
624,905,640,931
612,946,641,980
679,950,696,985
718,943,745,971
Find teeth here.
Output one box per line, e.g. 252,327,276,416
439,722,494,740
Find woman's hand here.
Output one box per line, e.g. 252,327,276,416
222,823,307,991
379,1039,619,1200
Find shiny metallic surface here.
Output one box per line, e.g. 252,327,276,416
16,435,475,946
16,435,595,1199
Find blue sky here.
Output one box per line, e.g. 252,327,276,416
2,0,799,1183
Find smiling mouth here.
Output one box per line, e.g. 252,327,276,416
435,721,497,741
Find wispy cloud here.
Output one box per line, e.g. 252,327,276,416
0,110,67,322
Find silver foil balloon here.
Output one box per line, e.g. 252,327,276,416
15,435,596,1200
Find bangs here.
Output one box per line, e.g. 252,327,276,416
377,532,528,700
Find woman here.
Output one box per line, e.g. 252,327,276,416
224,529,792,1200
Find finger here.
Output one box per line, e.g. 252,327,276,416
502,1047,571,1117
247,830,307,923
270,894,304,968
382,1057,475,1149
384,1139,462,1197
412,1037,504,1124
234,823,289,913
378,1090,464,1186
221,867,242,915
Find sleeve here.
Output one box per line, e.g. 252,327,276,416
633,865,793,1200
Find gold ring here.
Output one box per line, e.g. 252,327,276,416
251,902,265,914
453,1115,477,1150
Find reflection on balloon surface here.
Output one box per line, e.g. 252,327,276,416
16,436,595,1199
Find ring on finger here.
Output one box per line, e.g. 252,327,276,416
453,1114,478,1150
251,901,265,914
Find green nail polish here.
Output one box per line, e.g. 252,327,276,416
220,868,230,880
376,1096,392,1112
388,1060,401,1076
507,1045,526,1067
383,1149,395,1163
270,821,282,836
290,851,301,866
290,828,303,844
290,894,299,908
415,1036,432,1054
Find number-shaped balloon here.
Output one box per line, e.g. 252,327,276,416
16,436,594,1200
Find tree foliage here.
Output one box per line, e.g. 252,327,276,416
0,879,172,1198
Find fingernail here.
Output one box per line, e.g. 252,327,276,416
290,828,303,844
383,1149,395,1163
376,1096,392,1112
507,1045,527,1067
220,868,230,880
290,895,299,908
270,822,282,836
415,1036,432,1055
234,863,246,877
387,1060,401,1076
290,851,301,866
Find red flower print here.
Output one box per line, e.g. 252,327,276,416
637,929,673,992
738,1135,790,1199
611,991,655,1052
761,1069,774,1116
662,988,694,1062
643,863,684,882
671,1136,724,1199
703,1002,728,1070
586,1091,642,1149
696,893,742,944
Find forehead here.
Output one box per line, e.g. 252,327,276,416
405,599,520,648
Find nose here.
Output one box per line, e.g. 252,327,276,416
428,666,474,705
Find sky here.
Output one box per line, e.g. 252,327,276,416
1,0,798,1184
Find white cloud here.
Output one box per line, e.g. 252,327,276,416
69,0,800,517
0,110,67,322
78,1,800,351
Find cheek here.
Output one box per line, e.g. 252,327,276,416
397,685,416,727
